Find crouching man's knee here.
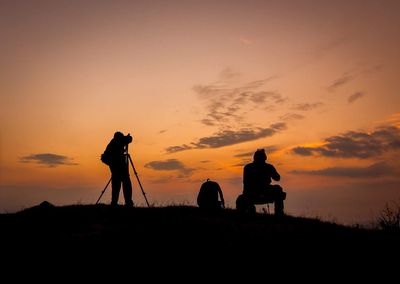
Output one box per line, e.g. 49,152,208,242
271,185,286,200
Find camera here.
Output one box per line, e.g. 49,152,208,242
124,133,133,144
113,131,133,145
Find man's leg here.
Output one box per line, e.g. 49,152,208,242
122,172,133,207
110,165,122,206
111,177,122,206
236,194,255,214
271,185,285,216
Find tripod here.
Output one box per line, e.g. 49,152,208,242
96,145,150,207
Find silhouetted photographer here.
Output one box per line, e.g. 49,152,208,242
101,131,134,207
236,149,286,215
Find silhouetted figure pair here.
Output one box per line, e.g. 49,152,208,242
197,179,225,211
236,149,286,215
102,131,134,207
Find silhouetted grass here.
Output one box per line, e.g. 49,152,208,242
378,200,400,232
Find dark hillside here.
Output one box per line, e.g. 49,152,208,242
1,203,398,279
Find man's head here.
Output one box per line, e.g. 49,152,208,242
113,131,133,145
253,148,267,163
114,131,124,140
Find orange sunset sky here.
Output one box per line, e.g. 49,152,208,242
1,0,399,224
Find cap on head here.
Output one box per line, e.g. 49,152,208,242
253,148,267,162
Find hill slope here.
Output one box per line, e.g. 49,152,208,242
1,203,398,278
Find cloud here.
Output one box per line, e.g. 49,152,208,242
145,159,186,170
270,122,286,130
174,70,289,154
234,146,278,158
194,128,274,149
193,73,283,127
327,73,354,91
378,112,400,128
164,144,193,153
20,153,78,167
327,64,383,93
200,119,216,126
348,92,365,103
166,124,286,153
219,67,241,81
290,162,393,178
292,126,400,159
280,113,305,121
292,147,314,156
291,102,323,111
145,159,193,177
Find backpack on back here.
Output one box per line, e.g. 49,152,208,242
100,151,111,166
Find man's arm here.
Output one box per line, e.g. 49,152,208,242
270,164,280,181
243,164,249,186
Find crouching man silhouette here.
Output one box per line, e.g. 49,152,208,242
237,149,286,215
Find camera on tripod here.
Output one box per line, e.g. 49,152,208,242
124,133,133,145
113,131,133,146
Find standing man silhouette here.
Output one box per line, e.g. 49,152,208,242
242,148,286,215
102,131,134,207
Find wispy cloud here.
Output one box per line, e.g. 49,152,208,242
165,144,193,153
327,64,382,93
327,73,354,92
166,123,286,153
219,67,241,81
377,112,400,128
167,69,289,154
292,125,400,159
280,113,305,121
290,162,393,178
145,159,193,177
234,146,278,158
193,71,283,127
348,92,365,103
20,153,78,167
194,128,275,148
291,102,323,111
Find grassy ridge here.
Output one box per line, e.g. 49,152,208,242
0,203,398,278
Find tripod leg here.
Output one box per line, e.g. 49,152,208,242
96,177,112,205
127,155,150,207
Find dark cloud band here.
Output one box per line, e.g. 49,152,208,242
20,153,77,167
145,159,193,177
348,92,365,103
290,162,392,178
166,124,286,153
292,126,400,159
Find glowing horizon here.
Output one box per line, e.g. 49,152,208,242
1,0,399,224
